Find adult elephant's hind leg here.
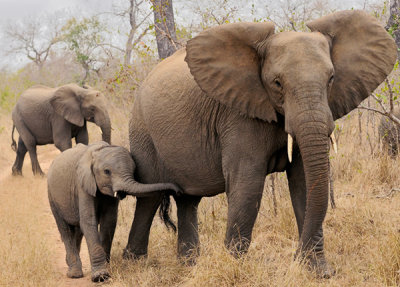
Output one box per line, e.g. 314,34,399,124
224,172,265,257
123,195,163,260
12,137,27,176
175,195,201,265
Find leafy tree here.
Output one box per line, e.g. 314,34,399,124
61,16,105,83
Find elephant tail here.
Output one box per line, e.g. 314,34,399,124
11,124,17,152
159,194,176,232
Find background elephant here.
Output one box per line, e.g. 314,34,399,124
11,83,112,176
378,107,400,157
47,142,182,282
125,10,396,277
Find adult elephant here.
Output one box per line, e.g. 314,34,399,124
125,10,396,277
11,83,111,176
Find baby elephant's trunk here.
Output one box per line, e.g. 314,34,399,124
113,179,181,197
113,179,180,232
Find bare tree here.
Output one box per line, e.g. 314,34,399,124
151,0,178,59
111,0,153,66
265,0,336,31
4,15,62,69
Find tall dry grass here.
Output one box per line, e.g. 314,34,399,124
1,90,400,286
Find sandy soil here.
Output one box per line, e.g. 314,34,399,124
0,145,93,287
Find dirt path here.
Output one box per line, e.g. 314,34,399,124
0,146,93,287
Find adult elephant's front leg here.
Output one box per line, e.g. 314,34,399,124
175,195,201,264
123,195,163,260
224,171,266,257
286,148,334,277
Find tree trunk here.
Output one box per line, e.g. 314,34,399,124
124,0,135,66
386,0,400,60
152,0,178,59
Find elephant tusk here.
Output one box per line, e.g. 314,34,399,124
330,132,338,154
287,134,293,163
114,191,117,198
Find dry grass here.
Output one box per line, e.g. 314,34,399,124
1,100,400,287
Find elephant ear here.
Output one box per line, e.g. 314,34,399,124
307,10,397,120
185,22,277,122
50,84,84,127
76,142,108,197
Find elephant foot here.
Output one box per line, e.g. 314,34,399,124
178,255,197,266
299,251,336,279
12,167,22,176
91,268,110,282
178,244,200,266
225,238,250,259
34,170,45,177
122,248,147,260
67,266,83,278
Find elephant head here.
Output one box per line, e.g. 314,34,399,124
50,84,112,144
76,142,182,198
185,10,396,256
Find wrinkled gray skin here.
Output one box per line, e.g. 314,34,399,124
47,142,182,282
378,107,400,157
11,83,111,176
125,10,396,277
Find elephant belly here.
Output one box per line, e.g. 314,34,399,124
131,109,225,197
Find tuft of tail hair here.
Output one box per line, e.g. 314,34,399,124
159,194,176,232
11,125,17,152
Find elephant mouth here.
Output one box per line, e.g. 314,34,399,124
114,190,127,200
286,132,337,162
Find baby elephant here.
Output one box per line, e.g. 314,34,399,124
47,142,182,282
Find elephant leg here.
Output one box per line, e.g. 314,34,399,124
27,144,44,176
15,124,43,176
79,194,109,282
123,195,162,260
224,174,265,257
175,195,201,265
51,205,83,278
98,198,119,262
53,120,73,152
286,148,334,277
73,226,83,254
75,128,89,145
12,137,27,176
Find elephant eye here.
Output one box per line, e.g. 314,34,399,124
274,79,282,89
104,169,111,175
328,75,334,85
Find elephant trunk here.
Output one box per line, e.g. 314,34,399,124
96,113,111,144
113,177,179,198
296,125,330,251
287,95,334,255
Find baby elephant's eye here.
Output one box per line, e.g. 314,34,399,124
104,169,111,175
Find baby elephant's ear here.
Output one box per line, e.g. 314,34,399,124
77,149,97,197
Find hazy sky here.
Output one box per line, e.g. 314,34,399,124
0,0,384,70
0,0,113,21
